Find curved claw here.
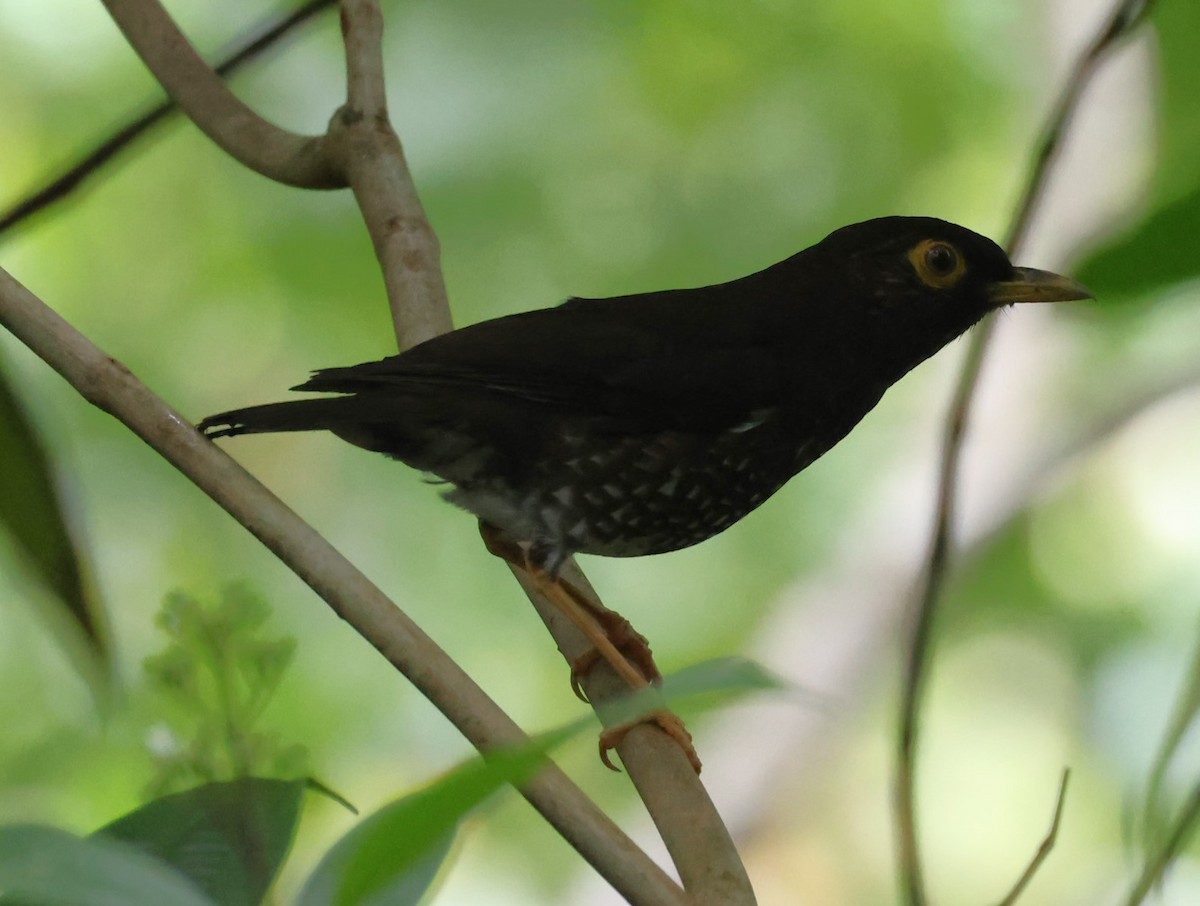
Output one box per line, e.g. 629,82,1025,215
598,710,701,774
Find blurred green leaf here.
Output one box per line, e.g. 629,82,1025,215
1075,0,1200,302
143,587,306,796
1076,185,1200,302
95,777,305,906
0,356,103,671
295,734,567,906
0,823,214,906
600,655,788,728
297,656,779,906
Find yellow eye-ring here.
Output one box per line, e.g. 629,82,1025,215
909,239,966,289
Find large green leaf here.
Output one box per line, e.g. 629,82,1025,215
95,778,306,906
0,356,103,666
297,656,782,906
0,823,214,906
1075,0,1200,302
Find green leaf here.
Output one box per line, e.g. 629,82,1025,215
1075,185,1200,302
0,823,215,906
600,655,789,728
1074,1,1200,302
296,656,782,906
0,357,104,669
296,735,568,906
95,778,305,906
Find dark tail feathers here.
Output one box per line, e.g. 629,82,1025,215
198,398,353,439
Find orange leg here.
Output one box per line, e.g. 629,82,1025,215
479,522,701,773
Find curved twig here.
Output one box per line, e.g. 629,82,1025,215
895,2,1158,904
0,0,337,236
100,0,341,188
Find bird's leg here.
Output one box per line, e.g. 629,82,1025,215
477,522,660,694
478,522,700,772
564,605,661,700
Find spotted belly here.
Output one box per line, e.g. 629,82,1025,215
445,429,808,564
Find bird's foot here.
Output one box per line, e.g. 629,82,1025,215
477,520,696,772
568,605,661,703
599,709,701,774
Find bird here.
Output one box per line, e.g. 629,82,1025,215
200,216,1091,770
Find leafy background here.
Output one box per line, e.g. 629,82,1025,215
1,0,1199,903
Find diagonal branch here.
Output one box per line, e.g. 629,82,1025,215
0,264,688,906
894,2,1158,904
0,0,338,236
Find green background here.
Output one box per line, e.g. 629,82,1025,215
2,0,1199,903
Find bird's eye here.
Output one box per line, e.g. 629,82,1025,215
909,239,966,289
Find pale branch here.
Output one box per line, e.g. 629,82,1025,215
326,0,453,350
85,0,753,902
100,0,341,188
0,0,338,236
331,3,754,902
894,2,1158,904
0,264,686,906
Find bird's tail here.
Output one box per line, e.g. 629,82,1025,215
198,398,353,439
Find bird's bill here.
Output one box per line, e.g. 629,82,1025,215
987,267,1094,305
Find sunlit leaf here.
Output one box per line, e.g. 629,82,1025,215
95,778,305,906
0,823,214,906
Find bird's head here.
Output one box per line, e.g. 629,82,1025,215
800,216,1091,370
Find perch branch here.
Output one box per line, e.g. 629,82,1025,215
895,2,1158,904
0,0,337,236
329,3,752,901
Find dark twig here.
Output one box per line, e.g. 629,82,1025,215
0,0,337,236
1124,777,1200,905
993,770,1071,906
894,2,1158,904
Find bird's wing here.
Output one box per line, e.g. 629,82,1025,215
296,293,787,433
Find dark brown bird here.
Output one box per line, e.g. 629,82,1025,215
200,216,1090,769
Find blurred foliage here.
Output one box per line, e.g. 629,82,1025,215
96,777,307,906
1076,0,1200,303
0,0,1198,904
142,586,306,798
0,354,103,673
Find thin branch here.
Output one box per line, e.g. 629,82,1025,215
330,3,753,901
0,264,687,906
993,770,1070,906
326,0,453,349
894,3,1157,904
1123,777,1200,906
0,0,337,236
100,0,341,188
